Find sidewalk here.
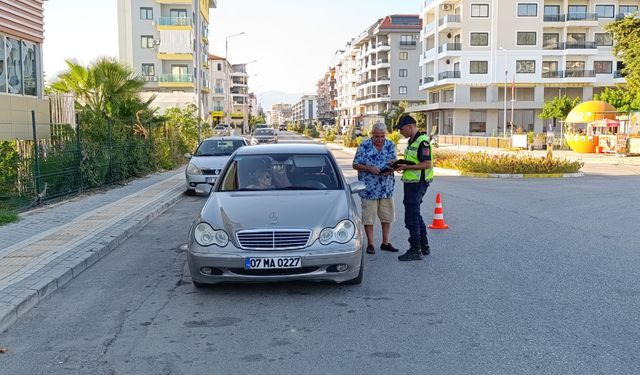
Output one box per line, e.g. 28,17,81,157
0,168,186,333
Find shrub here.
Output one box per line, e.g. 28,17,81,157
435,151,583,174
388,131,401,145
304,125,320,138
323,130,336,142
342,126,358,147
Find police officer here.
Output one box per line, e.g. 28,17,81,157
394,115,433,261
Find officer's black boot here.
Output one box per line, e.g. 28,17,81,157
398,239,423,261
420,235,430,256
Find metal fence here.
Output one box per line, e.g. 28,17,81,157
1,110,183,213
438,134,571,150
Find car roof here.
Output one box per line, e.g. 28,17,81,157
235,143,329,155
201,136,246,142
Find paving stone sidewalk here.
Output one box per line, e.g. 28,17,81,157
0,169,186,333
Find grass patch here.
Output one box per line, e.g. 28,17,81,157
435,151,583,174
0,208,19,225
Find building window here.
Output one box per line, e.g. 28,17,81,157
399,69,408,77
22,41,37,96
0,36,5,93
516,32,536,45
544,5,560,21
443,89,454,102
567,5,587,20
140,7,153,20
6,38,22,94
517,3,537,17
170,8,188,19
470,32,489,46
140,35,154,49
399,52,408,60
543,33,560,49
217,63,222,71
430,92,439,103
469,110,487,133
400,35,416,46
471,4,489,17
595,33,613,46
566,61,585,71
619,5,639,15
142,63,155,76
470,61,488,74
399,86,408,95
542,61,559,77
594,61,612,74
516,60,535,73
595,5,614,18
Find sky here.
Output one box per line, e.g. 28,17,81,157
43,0,420,94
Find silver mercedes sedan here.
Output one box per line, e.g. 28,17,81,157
187,143,366,287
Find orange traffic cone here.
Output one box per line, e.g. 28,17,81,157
428,193,449,230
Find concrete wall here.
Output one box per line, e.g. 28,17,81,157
0,95,50,140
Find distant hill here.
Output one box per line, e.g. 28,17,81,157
256,91,307,110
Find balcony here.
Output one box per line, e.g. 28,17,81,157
376,41,390,51
399,40,417,49
157,52,192,60
438,43,462,53
614,70,625,79
562,41,597,49
156,17,192,30
543,14,565,22
158,73,194,88
423,21,436,35
564,70,595,78
542,70,563,78
566,13,598,21
421,76,435,85
211,106,224,112
141,75,158,82
439,14,461,27
438,71,461,80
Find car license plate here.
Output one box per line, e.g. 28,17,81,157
206,177,217,184
244,257,301,269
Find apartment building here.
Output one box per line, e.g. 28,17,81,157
292,95,318,125
208,54,233,124
333,46,359,128
316,68,337,125
117,0,216,117
229,63,250,132
0,0,49,140
353,15,424,128
417,0,633,136
271,103,292,126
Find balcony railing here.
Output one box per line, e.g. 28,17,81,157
399,41,417,47
543,14,566,22
543,42,563,50
424,21,436,34
157,17,192,26
564,70,595,78
614,70,625,78
212,106,224,112
566,13,598,21
377,59,389,64
438,71,461,80
141,75,158,82
439,14,461,25
562,41,597,49
421,76,435,84
616,13,635,20
542,70,563,78
438,43,462,53
158,73,192,82
214,87,224,94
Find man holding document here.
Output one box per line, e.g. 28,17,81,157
393,115,434,262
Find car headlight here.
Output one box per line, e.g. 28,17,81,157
319,220,355,245
187,163,202,175
194,222,229,247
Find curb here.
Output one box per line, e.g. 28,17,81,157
0,186,184,334
434,167,584,179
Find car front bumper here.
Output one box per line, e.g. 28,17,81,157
187,239,363,285
185,173,217,194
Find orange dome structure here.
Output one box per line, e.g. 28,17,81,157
565,100,617,123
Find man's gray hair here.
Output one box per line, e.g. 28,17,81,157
371,122,387,133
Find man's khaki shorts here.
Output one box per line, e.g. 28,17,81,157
361,198,395,225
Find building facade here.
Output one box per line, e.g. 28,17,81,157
417,0,633,136
208,54,233,124
117,0,216,118
316,68,337,125
292,95,318,125
334,46,359,128
0,0,49,140
230,63,250,132
271,103,292,126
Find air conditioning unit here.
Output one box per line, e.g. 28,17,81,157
442,4,452,11
152,39,161,46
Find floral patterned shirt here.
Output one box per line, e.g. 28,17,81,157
353,138,397,200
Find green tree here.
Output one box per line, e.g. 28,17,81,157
605,15,640,93
594,87,640,112
538,95,581,128
384,101,426,132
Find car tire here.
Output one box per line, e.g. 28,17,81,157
344,259,364,285
185,189,196,196
193,280,207,288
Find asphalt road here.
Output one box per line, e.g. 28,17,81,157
2,132,639,374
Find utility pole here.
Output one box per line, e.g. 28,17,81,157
194,0,202,142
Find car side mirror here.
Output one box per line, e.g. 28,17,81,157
184,153,192,160
349,181,366,194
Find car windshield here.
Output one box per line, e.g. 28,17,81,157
218,154,342,191
254,129,274,136
214,126,226,130
194,139,245,156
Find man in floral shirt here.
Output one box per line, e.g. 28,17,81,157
352,122,399,254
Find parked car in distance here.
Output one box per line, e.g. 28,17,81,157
254,123,270,130
250,128,278,145
184,136,248,195
187,143,366,287
214,124,230,136
279,124,287,131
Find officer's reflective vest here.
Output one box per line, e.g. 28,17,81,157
402,133,434,183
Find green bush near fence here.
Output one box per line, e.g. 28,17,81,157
435,151,583,174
